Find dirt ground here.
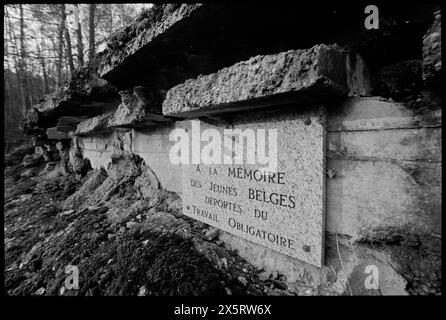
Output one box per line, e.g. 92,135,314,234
4,145,312,296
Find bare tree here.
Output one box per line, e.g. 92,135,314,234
74,4,84,67
19,4,30,113
62,4,75,77
6,8,24,115
35,27,50,95
4,3,150,139
56,4,65,88
26,60,34,105
88,4,96,62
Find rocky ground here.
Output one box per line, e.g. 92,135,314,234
4,144,320,296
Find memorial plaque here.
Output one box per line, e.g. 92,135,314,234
181,107,326,267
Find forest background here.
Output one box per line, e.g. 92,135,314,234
3,4,153,144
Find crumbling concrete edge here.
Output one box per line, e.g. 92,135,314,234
162,44,358,117
75,112,114,137
97,3,204,78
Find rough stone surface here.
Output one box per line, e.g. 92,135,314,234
76,92,441,293
133,166,161,198
4,154,280,296
358,227,441,295
5,140,35,167
181,108,326,267
80,152,144,208
77,130,133,170
56,116,88,132
163,45,351,117
325,97,441,241
15,4,441,295
22,65,119,133
22,154,42,168
98,4,203,79
422,10,441,87
108,87,169,128
345,52,373,96
328,128,441,162
46,127,71,140
69,138,92,176
75,113,114,136
63,169,108,210
326,97,442,131
37,67,116,115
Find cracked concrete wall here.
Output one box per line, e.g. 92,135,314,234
76,124,184,193
20,3,441,295
76,94,441,294
218,96,440,294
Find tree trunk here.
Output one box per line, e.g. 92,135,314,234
6,10,24,115
64,21,75,76
49,36,58,91
74,4,84,67
19,4,29,114
26,64,34,106
36,23,50,95
57,4,65,88
41,58,50,95
60,4,75,81
36,39,50,95
88,4,96,62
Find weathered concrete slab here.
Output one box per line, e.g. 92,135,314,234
56,116,89,132
328,128,441,162
97,4,203,81
98,2,431,93
326,159,441,238
45,127,71,140
163,45,354,117
181,108,326,267
76,101,442,288
78,138,113,169
108,87,171,128
327,97,442,131
23,66,120,132
75,113,114,137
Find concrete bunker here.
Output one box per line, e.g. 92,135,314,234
21,3,441,295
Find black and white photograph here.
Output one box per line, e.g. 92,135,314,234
2,0,442,304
